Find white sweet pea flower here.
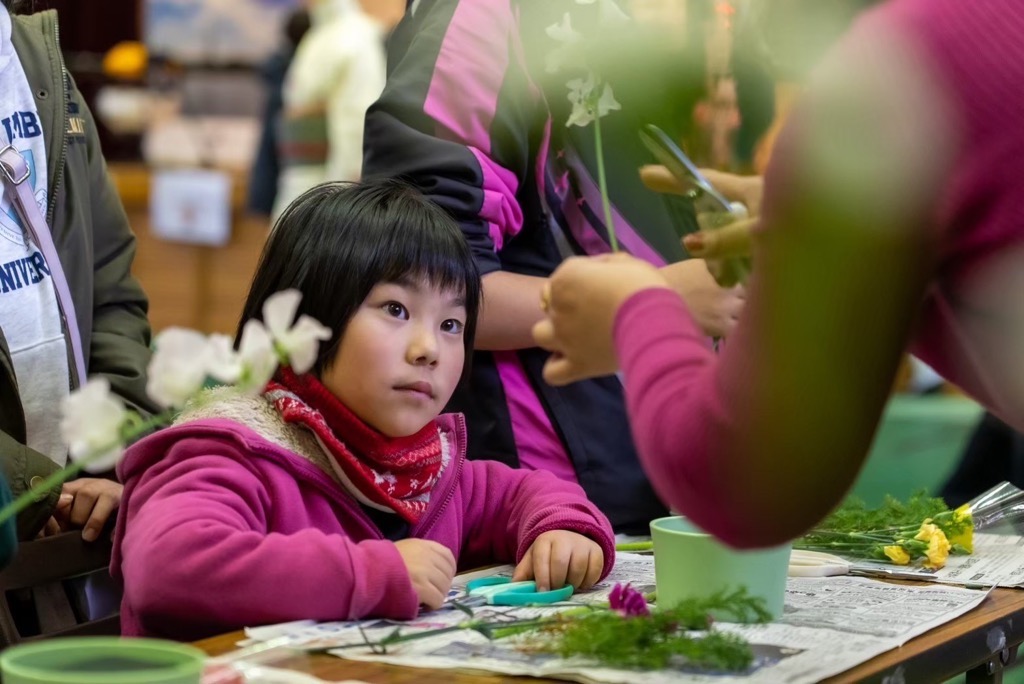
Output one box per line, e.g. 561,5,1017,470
565,73,620,128
262,289,303,341
237,319,278,393
280,316,332,374
260,289,332,374
546,11,582,44
566,73,597,127
147,328,212,409
60,378,127,473
545,12,584,74
205,334,244,385
596,82,621,117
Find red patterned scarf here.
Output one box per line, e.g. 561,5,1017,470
265,369,447,523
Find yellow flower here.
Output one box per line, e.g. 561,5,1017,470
883,545,911,565
914,523,940,542
953,503,973,523
923,530,952,569
949,504,974,553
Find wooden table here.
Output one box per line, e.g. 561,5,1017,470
196,588,1024,684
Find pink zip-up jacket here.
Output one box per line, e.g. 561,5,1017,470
111,390,615,641
610,0,1024,550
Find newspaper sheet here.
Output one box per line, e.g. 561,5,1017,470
930,533,1024,588
240,554,989,684
849,533,1024,588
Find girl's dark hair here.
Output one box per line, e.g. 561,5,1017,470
237,179,481,380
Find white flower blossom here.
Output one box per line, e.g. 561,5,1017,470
548,3,624,129
261,289,332,375
60,378,127,473
565,73,619,128
546,11,582,44
596,82,622,117
281,316,332,374
237,319,278,393
205,334,244,385
262,289,303,342
147,328,212,408
545,12,584,74
566,73,599,127
556,0,628,70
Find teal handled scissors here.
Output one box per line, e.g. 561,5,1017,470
452,577,574,608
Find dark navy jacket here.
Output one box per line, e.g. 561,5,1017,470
364,0,705,533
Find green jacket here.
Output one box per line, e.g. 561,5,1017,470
3,10,158,539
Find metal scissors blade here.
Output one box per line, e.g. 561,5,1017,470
639,124,735,216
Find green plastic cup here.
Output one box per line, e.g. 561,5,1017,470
650,516,790,621
0,637,205,684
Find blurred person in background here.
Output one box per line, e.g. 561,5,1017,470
743,0,880,173
363,0,742,535
941,412,1024,509
1,0,159,623
534,0,1024,548
247,8,311,218
728,1,774,173
1,0,157,543
271,0,404,220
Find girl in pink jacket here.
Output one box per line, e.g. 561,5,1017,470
112,179,614,641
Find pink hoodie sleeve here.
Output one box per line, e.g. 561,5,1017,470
117,438,418,636
611,8,959,550
458,460,616,579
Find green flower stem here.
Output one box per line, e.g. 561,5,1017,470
592,114,619,253
804,530,895,542
324,617,558,656
795,542,881,550
0,458,90,527
0,412,173,527
615,541,653,552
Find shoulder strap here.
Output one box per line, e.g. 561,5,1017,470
0,141,87,388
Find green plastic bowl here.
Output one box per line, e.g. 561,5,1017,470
0,637,205,684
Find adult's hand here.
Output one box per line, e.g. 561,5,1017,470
533,254,672,385
658,258,745,337
639,165,764,217
640,165,760,287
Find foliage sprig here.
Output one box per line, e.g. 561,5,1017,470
337,586,770,674
524,587,770,672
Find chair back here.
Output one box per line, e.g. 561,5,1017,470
0,531,120,646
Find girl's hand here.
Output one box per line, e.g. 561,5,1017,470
512,530,604,592
55,479,123,542
395,538,456,610
533,254,672,385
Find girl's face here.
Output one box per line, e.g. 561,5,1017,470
322,277,468,438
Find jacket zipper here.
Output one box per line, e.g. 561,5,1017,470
46,16,68,226
45,16,78,389
413,414,467,538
